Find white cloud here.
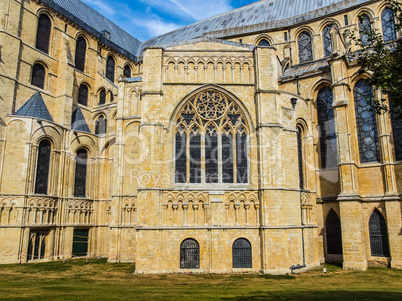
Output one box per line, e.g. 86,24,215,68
82,0,116,16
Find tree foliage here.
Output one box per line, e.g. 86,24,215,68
348,0,402,118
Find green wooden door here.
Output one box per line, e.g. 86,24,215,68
72,229,89,257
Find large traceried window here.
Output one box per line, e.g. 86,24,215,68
322,24,333,57
298,31,313,63
75,37,87,72
36,14,51,54
382,7,397,42
390,103,402,161
353,80,380,163
175,90,248,184
358,14,372,45
317,87,338,168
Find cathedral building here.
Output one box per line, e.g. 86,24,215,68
0,0,401,274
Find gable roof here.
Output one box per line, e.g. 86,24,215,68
143,0,372,49
15,92,54,122
41,0,142,59
71,108,91,133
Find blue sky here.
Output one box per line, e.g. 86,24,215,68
82,0,257,41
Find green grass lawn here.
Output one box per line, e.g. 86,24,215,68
0,259,401,300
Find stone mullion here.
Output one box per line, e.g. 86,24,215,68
186,132,190,183
233,132,237,183
218,134,223,184
201,134,206,184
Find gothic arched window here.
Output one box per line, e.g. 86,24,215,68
382,8,397,42
358,14,372,45
322,24,333,57
390,103,402,161
369,210,390,257
298,31,313,63
27,231,47,261
106,56,115,82
258,39,270,46
74,149,88,198
35,140,51,195
36,14,51,54
75,36,87,72
175,90,248,184
180,239,199,269
317,87,338,168
297,126,304,189
99,89,106,105
233,238,252,268
95,115,107,135
326,210,342,255
31,64,45,89
123,65,131,78
353,80,380,163
78,84,88,106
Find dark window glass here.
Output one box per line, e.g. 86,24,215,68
74,149,88,197
298,31,313,63
78,84,88,106
236,133,248,184
369,210,390,257
222,133,233,183
297,127,304,189
353,80,380,163
109,92,114,103
326,210,343,255
95,115,107,135
358,14,372,45
382,8,397,42
317,87,338,168
75,37,87,72
205,128,218,183
72,229,89,256
258,39,270,46
106,56,115,82
180,239,199,269
175,132,187,183
233,238,252,268
344,15,349,26
35,140,51,195
31,64,45,89
99,90,106,105
189,133,201,183
28,231,47,261
322,24,333,57
36,14,51,54
123,65,131,78
390,103,402,161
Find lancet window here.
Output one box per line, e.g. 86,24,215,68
298,31,313,63
358,14,372,45
75,37,87,72
382,8,397,42
322,24,333,57
36,14,51,54
175,90,248,184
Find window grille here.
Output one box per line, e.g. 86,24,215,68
95,115,107,135
258,39,270,46
35,140,51,195
369,210,390,257
36,14,51,54
106,56,115,82
75,37,87,72
358,14,372,45
78,84,88,106
298,31,313,63
233,238,252,268
31,64,45,89
390,103,402,161
297,127,304,189
180,239,199,269
99,90,106,105
74,149,88,197
317,87,338,168
382,8,397,42
326,210,343,255
123,65,131,78
322,24,333,57
353,80,380,163
175,90,248,184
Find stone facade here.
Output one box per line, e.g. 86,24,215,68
0,0,401,274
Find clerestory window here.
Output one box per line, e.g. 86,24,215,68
175,90,248,184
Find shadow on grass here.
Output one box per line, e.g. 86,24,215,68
221,290,402,301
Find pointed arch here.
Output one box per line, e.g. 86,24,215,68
381,7,397,42
36,14,51,54
35,139,52,195
326,209,343,255
75,36,87,72
369,209,390,257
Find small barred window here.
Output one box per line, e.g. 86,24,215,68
233,238,252,268
369,210,390,257
180,239,199,269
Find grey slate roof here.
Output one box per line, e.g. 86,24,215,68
281,59,330,80
71,108,91,133
41,0,142,59
15,92,54,122
143,0,372,48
